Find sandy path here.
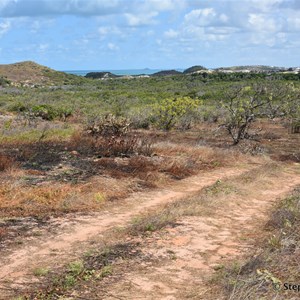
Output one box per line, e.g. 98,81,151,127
97,164,300,300
0,164,257,296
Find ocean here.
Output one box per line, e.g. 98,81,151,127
63,69,184,76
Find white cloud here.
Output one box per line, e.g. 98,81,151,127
219,13,228,23
98,26,122,37
134,0,187,14
0,0,122,17
63,0,121,14
141,0,176,11
180,25,227,42
164,29,178,38
250,0,284,12
248,13,281,32
184,8,217,26
184,8,230,29
145,30,154,36
0,0,11,9
107,42,119,51
29,18,55,33
74,38,89,46
38,43,49,52
30,20,41,32
0,0,185,18
206,26,238,35
287,14,300,30
149,0,300,57
98,26,110,36
167,8,233,45
0,20,10,36
156,39,162,45
125,12,158,26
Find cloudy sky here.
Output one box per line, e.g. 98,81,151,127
0,0,299,70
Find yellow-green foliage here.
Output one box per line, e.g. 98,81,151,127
0,127,75,143
153,96,201,130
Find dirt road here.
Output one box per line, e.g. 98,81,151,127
0,162,299,299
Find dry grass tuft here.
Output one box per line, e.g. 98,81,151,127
0,153,15,171
69,131,153,157
153,141,246,167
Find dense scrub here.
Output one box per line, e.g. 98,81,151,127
1,74,299,138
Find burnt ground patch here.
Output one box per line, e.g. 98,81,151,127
0,216,50,251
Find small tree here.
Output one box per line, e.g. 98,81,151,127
153,97,201,131
282,85,300,133
221,84,270,145
222,83,300,144
264,83,300,133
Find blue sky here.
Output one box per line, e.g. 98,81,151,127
0,0,300,70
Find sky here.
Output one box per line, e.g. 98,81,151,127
0,0,300,70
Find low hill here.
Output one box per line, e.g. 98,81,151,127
183,65,207,74
0,61,83,86
85,71,119,79
152,70,182,76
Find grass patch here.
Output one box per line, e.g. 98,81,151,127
67,260,84,276
0,126,75,143
33,267,50,277
130,209,179,235
21,242,141,299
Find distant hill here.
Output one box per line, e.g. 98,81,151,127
85,71,119,79
152,70,182,76
183,65,207,74
0,61,83,86
215,65,288,73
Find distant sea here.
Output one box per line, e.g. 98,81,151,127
63,69,184,76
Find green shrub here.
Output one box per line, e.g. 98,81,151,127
0,77,10,86
8,101,27,112
126,107,154,129
152,96,201,131
9,103,72,121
